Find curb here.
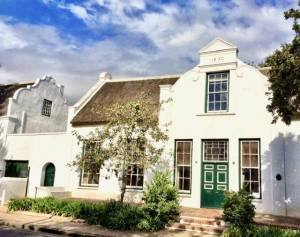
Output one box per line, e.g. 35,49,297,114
0,220,114,237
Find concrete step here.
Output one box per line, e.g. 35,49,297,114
180,215,225,226
168,222,225,235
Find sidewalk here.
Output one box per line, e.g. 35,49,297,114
0,207,216,237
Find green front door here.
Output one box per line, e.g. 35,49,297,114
44,163,55,186
201,163,228,208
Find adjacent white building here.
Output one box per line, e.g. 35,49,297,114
2,38,300,218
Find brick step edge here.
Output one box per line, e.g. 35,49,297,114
168,223,225,234
180,217,225,226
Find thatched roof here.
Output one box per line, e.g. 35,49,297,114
71,76,179,126
0,82,34,116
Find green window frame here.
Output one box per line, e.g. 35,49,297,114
175,140,192,193
240,139,261,199
206,72,229,112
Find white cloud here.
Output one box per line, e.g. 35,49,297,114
0,0,298,103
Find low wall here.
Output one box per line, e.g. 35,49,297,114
0,177,27,205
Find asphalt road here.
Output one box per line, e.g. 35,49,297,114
0,226,62,237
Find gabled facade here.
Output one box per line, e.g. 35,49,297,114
2,38,300,218
67,38,300,217
0,76,69,187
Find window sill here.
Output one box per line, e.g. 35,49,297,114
126,187,143,192
179,192,191,197
77,186,99,190
197,112,236,117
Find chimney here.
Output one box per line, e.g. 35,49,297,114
99,72,112,81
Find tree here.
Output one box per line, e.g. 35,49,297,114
70,93,169,203
262,1,300,125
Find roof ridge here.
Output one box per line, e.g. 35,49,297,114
110,74,181,83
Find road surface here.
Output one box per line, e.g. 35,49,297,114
0,226,62,237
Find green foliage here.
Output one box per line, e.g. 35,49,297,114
70,93,169,202
262,2,300,125
221,225,300,237
222,189,255,230
141,171,180,231
8,187,179,232
8,198,34,211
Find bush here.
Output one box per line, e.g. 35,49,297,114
222,189,255,230
8,198,34,211
141,171,179,231
7,171,179,232
221,225,300,237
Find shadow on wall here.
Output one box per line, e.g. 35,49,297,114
0,124,7,177
263,132,300,217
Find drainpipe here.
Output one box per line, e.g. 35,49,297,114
20,111,26,134
25,166,30,197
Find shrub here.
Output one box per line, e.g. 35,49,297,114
221,225,300,237
141,171,179,231
8,198,34,211
7,172,180,232
222,189,255,230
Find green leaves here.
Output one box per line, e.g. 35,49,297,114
70,93,169,202
222,189,255,230
264,2,300,125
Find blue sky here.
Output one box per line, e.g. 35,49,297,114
0,0,297,103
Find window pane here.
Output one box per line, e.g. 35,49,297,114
184,142,191,153
242,142,250,154
215,102,221,110
251,155,258,167
215,93,221,101
209,83,214,92
250,169,259,181
209,102,214,111
183,154,191,165
184,167,191,178
251,142,258,154
215,83,221,92
243,168,250,181
251,182,259,193
137,176,143,186
177,154,184,165
244,182,250,193
243,155,250,167
177,142,183,153
183,179,190,191
209,94,214,102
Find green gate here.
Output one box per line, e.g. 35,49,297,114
201,163,228,208
44,163,55,186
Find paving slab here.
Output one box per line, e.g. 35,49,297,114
0,207,217,237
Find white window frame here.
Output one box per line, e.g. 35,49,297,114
175,140,192,193
80,142,100,187
203,140,228,163
126,164,144,189
80,168,100,187
41,99,52,117
206,72,229,112
240,140,261,199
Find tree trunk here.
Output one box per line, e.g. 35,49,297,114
120,174,126,203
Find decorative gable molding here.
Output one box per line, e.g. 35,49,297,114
12,75,65,102
198,38,238,71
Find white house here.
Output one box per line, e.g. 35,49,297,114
0,76,69,202
2,38,300,218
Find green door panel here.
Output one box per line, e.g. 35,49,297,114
44,163,55,187
201,163,228,208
